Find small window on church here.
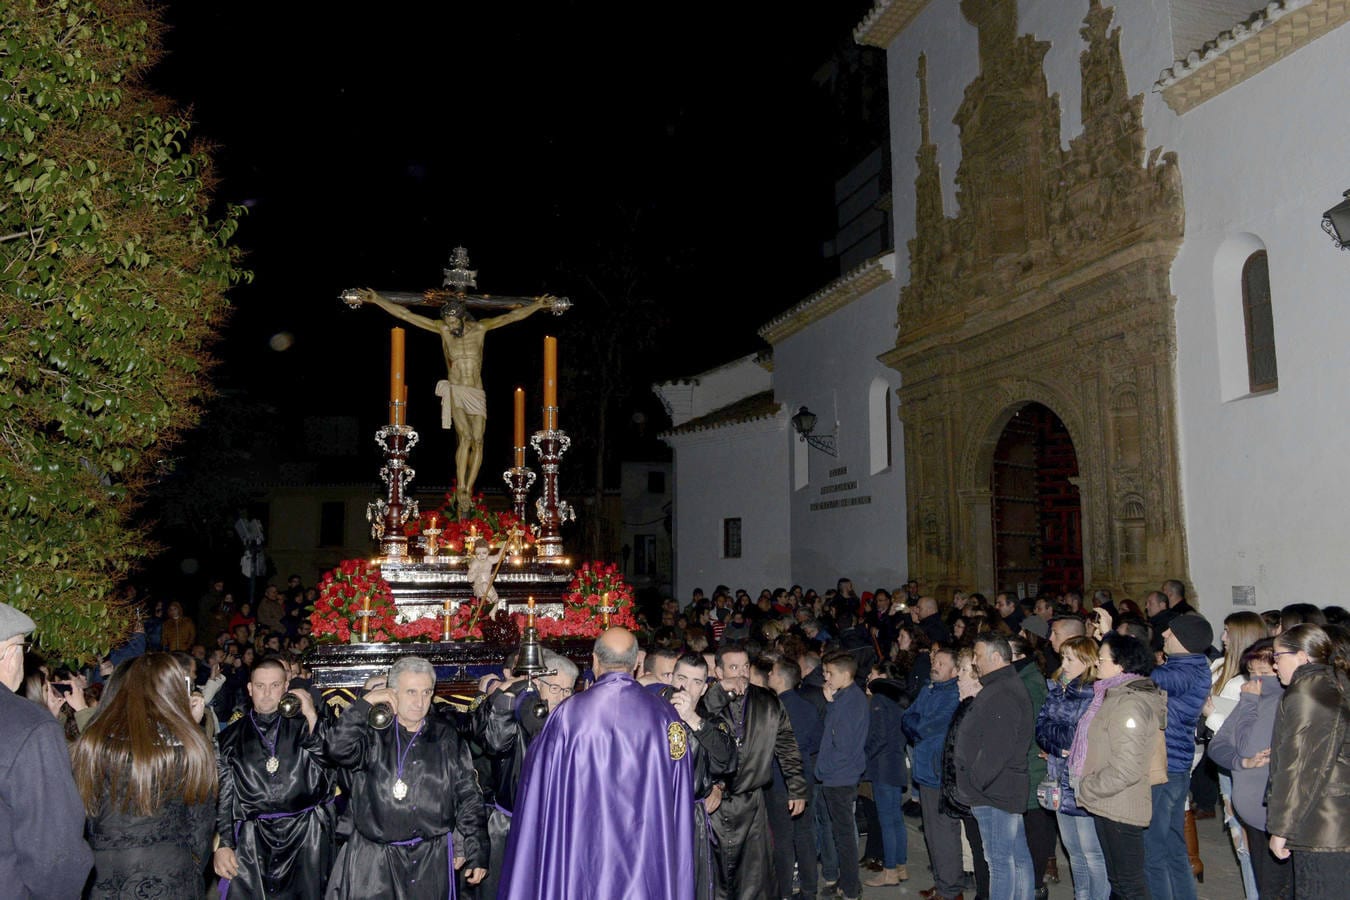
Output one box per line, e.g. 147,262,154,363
722,518,742,559
1242,251,1277,393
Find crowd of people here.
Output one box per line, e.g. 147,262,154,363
2,574,1348,899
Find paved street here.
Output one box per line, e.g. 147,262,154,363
854,811,1246,899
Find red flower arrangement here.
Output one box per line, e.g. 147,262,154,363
310,558,636,644
403,487,535,554
539,560,639,635
310,559,399,643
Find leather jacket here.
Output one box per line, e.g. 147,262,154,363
1267,663,1350,850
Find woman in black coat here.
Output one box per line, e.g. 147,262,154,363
862,664,911,886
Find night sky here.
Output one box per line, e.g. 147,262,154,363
147,1,881,482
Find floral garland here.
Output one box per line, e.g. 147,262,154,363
310,558,637,643
402,488,535,554
310,559,398,643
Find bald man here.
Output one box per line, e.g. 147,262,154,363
500,628,696,900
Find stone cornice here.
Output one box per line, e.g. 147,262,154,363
758,255,895,345
1156,0,1350,115
854,0,934,48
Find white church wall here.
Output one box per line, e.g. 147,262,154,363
1166,21,1350,615
771,266,907,593
878,0,1350,619
666,417,791,602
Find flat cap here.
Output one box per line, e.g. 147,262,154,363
0,602,36,644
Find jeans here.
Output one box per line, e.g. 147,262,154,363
1095,815,1150,900
871,782,909,868
814,783,839,882
972,805,1034,900
820,785,861,898
1144,771,1197,900
1057,812,1110,900
1219,772,1258,900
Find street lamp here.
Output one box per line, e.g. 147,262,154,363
791,406,837,457
1321,189,1350,250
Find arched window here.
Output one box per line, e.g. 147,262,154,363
1241,250,1277,393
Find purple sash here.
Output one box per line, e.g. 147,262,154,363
217,798,332,900
387,832,457,900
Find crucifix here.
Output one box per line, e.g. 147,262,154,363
342,247,570,513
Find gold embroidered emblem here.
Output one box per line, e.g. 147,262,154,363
668,722,687,760
470,694,485,712
228,709,244,724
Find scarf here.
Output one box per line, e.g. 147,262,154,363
1068,672,1135,776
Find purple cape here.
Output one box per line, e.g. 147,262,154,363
498,672,694,900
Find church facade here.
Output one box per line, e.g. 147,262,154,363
859,0,1350,611
660,0,1350,614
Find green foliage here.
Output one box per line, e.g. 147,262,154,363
0,1,247,661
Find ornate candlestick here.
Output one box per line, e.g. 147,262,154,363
357,596,373,643
530,426,575,559
503,462,537,522
422,524,442,558
367,422,420,560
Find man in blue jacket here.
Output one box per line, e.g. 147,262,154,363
901,647,962,900
817,650,868,900
1147,613,1213,900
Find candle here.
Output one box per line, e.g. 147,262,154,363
390,328,406,425
543,336,558,430
602,591,610,628
361,596,371,642
513,387,526,466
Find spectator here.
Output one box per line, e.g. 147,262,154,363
1208,638,1289,900
72,653,216,899
1076,632,1166,900
902,646,962,900
862,662,910,887
816,650,868,900
767,658,823,899
954,633,1035,899
160,600,196,653
1147,613,1213,897
1037,635,1110,900
1266,624,1350,896
0,603,94,898
1010,634,1055,898
941,647,991,900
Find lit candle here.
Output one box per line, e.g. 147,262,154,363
602,590,610,628
361,596,371,642
390,327,406,425
513,387,526,466
543,336,558,430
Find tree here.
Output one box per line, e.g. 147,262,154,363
0,0,246,660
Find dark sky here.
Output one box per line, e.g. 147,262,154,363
150,1,881,467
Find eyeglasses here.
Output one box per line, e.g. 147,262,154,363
541,683,573,696
1272,651,1298,660
3,640,32,657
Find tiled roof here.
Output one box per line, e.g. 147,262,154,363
661,390,781,438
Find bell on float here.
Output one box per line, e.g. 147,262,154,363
367,702,395,730
515,631,547,676
278,693,303,718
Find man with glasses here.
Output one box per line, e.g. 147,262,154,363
0,602,93,898
472,648,579,900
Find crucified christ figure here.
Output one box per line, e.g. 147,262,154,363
347,287,561,512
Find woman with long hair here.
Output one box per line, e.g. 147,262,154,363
1208,638,1290,900
1037,636,1109,900
1266,624,1350,897
1201,611,1268,898
72,652,217,899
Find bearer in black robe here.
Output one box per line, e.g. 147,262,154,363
324,656,488,899
214,657,338,899
703,643,807,900
468,648,579,899
668,653,739,900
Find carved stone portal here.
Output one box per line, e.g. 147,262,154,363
879,0,1189,600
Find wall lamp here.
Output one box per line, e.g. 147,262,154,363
1322,190,1350,250
791,406,837,456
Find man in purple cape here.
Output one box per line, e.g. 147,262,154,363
499,627,695,900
